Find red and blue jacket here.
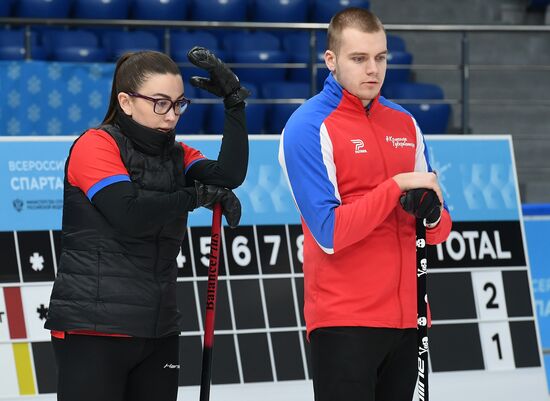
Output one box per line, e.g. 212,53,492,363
279,74,452,335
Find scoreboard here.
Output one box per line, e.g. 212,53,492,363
0,135,547,401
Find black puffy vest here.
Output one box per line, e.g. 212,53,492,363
45,124,187,337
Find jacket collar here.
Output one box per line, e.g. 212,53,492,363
115,111,175,156
322,73,381,116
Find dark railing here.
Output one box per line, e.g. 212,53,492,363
2,18,550,135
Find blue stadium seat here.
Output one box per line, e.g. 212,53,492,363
262,81,310,134
403,103,451,134
189,0,247,21
131,0,189,43
0,47,25,60
42,30,107,62
382,82,450,134
131,0,188,20
317,71,334,89
282,31,328,90
0,30,39,47
182,78,199,100
231,50,288,85
262,81,310,99
222,31,281,53
53,47,108,62
385,50,413,84
175,85,208,134
0,1,11,16
103,31,161,60
282,31,327,58
170,31,220,63
203,103,225,134
41,30,100,57
244,101,268,134
288,50,327,91
0,30,47,60
383,82,444,100
206,102,267,134
250,0,308,22
386,34,407,52
15,0,71,18
0,46,48,60
311,0,370,22
74,0,129,19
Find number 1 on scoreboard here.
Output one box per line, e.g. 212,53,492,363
479,321,515,370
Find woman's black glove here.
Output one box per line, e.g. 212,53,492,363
400,188,441,225
187,46,250,108
195,181,241,228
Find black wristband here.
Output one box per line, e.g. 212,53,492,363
224,87,251,108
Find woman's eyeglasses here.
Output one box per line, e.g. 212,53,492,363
127,92,191,115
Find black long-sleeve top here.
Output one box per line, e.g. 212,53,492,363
90,103,248,235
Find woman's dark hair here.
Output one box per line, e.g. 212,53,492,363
102,51,181,124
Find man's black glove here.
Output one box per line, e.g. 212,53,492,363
187,46,250,108
195,182,241,228
400,188,441,226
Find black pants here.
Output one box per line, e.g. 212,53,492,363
51,334,180,401
310,327,418,401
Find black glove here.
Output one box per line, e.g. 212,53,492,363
400,188,441,225
187,46,250,108
195,182,241,228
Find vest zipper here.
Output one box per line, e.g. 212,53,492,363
95,250,101,331
153,234,161,337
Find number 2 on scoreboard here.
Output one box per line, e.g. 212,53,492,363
472,271,508,320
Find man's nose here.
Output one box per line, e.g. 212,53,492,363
365,58,378,75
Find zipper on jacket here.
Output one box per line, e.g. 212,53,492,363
364,107,406,325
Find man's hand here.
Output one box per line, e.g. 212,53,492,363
400,188,441,226
393,172,443,205
187,46,250,108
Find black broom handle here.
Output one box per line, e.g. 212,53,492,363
416,218,429,401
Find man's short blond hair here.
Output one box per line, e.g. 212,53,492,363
327,7,385,54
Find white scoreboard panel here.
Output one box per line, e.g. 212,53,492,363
428,220,539,372
0,135,547,400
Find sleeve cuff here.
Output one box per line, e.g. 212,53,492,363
424,212,442,229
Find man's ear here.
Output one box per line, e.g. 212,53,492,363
117,92,132,116
324,50,336,73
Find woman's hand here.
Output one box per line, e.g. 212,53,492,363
187,46,250,108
